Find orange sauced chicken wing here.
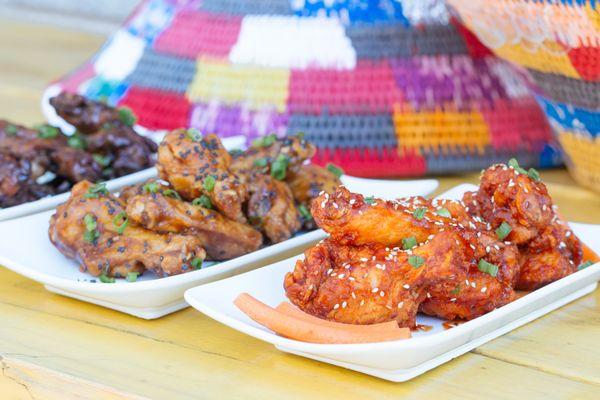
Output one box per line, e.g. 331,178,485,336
49,181,206,278
157,129,248,223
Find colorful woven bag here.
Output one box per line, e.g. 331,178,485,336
44,0,560,178
449,0,600,191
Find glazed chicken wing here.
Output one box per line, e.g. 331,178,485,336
49,92,122,134
247,175,301,243
123,180,263,260
49,181,206,278
157,129,248,223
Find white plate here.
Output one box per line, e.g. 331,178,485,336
184,184,600,382
0,176,438,319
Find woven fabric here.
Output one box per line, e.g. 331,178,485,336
449,0,600,191
45,0,559,178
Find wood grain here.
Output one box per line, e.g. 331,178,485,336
0,17,599,400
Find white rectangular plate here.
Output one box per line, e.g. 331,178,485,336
184,184,600,382
0,176,438,319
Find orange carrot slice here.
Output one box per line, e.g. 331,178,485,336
275,302,402,335
234,293,410,344
582,243,600,264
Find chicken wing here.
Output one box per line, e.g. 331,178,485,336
247,175,301,243
123,180,263,260
157,129,248,223
49,92,122,134
49,181,206,278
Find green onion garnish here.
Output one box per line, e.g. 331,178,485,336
84,182,108,199
364,196,376,205
185,128,202,142
413,207,426,220
578,261,594,271
326,163,344,178
36,124,59,139
271,154,289,181
402,236,417,250
192,195,212,209
203,175,216,192
191,257,203,270
450,285,461,295
126,272,139,282
83,214,100,243
508,158,527,174
252,134,277,148
163,189,181,200
92,154,111,167
478,259,499,277
408,255,425,268
495,221,512,240
528,168,541,182
5,124,17,136
99,274,115,283
112,211,128,234
436,208,451,218
298,204,312,220
253,158,268,168
142,181,159,194
118,107,136,127
67,133,86,149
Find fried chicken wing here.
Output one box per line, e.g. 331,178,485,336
157,129,248,222
247,175,301,243
49,181,206,278
123,181,263,260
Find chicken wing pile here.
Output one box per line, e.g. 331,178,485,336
0,92,156,208
49,129,342,279
284,161,584,328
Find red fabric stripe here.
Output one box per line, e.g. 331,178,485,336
568,46,600,81
118,87,191,130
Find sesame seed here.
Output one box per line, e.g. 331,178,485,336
360,299,365,306
481,287,487,293
450,298,456,302
333,304,340,310
371,287,379,293
427,292,431,298
351,292,356,299
403,284,410,289
397,301,404,309
379,291,385,297
338,274,345,279
342,301,347,308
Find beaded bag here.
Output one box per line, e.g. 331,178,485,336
449,0,599,191
44,0,560,178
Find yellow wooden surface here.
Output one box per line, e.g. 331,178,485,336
1,18,600,400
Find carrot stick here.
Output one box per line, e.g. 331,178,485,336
582,243,600,263
234,293,410,344
275,302,402,335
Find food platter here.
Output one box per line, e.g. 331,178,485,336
0,176,438,319
183,184,600,381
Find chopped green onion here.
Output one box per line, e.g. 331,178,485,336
229,149,244,157
191,257,203,270
118,107,136,127
67,133,86,149
495,221,512,240
326,163,344,178
84,182,108,199
83,214,100,243
5,124,17,136
578,261,594,271
252,134,277,148
450,285,461,295
36,124,59,139
192,195,212,209
92,154,111,167
99,274,115,283
508,158,527,174
253,158,268,168
126,272,139,282
112,211,128,234
478,259,499,277
364,196,376,205
185,128,202,142
203,175,216,192
163,189,181,200
413,207,426,220
298,204,312,220
408,255,425,268
271,154,289,181
527,168,541,182
436,208,451,218
402,236,417,250
248,215,262,226
142,181,159,194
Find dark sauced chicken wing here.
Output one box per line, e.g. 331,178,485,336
247,175,301,243
49,92,122,134
123,180,263,260
49,181,206,278
157,129,248,223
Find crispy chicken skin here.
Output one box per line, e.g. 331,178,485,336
247,175,301,243
123,181,263,260
157,129,248,223
49,181,206,278
464,163,583,290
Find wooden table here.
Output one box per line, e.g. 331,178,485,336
1,18,600,400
